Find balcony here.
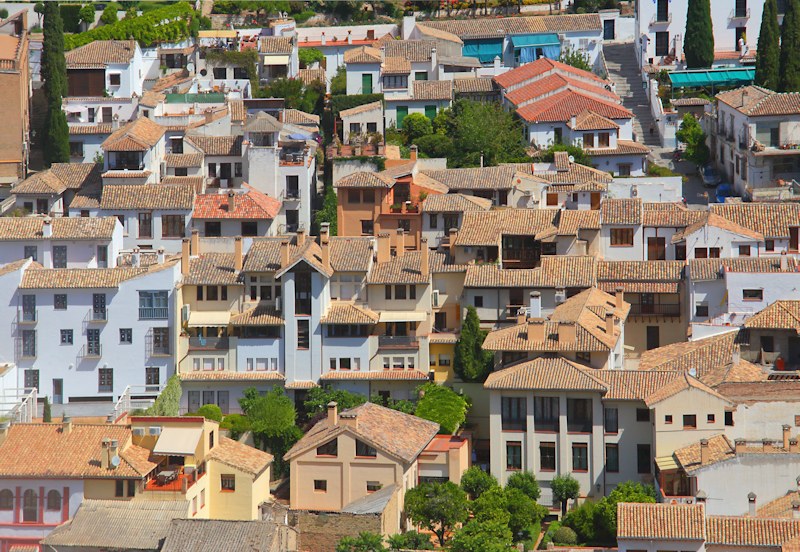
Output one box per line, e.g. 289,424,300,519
87,308,108,323
139,307,169,320
18,310,37,324
188,336,230,350
278,222,305,234
729,7,750,20
15,338,36,360
80,344,102,359
144,466,200,493
378,335,419,349
325,143,385,158
384,201,421,215
280,188,301,202
279,151,307,166
649,12,671,26
629,303,681,317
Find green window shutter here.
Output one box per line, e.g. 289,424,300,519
424,105,437,120
415,71,428,81
396,106,408,128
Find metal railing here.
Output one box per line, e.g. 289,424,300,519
15,336,36,360
188,336,230,350
0,387,37,424
278,223,305,234
629,303,681,316
650,12,671,25
378,335,419,348
113,384,163,419
88,308,108,322
280,188,301,201
18,309,37,324
729,7,750,20
139,307,169,320
80,344,102,358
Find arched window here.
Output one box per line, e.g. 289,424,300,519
22,489,37,522
0,489,12,510
46,490,61,511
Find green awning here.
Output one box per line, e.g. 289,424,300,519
165,93,226,104
463,39,503,63
668,68,755,88
511,33,559,49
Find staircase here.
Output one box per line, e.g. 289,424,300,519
603,42,662,148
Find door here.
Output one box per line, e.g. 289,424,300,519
655,32,669,56
217,391,230,414
646,326,660,350
36,199,48,214
791,227,799,251
509,288,524,310
790,337,800,368
641,293,655,315
362,73,373,94
647,237,666,260
202,390,215,406
22,294,35,322
53,379,63,405
93,293,106,320
87,329,101,356
735,27,746,51
424,105,437,120
603,19,615,40
554,127,562,144
188,391,201,413
656,0,668,21
97,245,108,268
138,212,152,238
396,106,408,128
590,193,601,210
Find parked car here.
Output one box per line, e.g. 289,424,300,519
700,163,722,187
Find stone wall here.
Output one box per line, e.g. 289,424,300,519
290,510,383,552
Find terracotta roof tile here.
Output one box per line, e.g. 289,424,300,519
421,166,519,191
321,302,378,324
259,36,293,54
710,203,800,238
283,108,319,126
339,100,383,118
151,69,193,93
69,123,113,135
556,209,601,235
423,13,599,41
708,517,800,546
505,73,618,108
185,135,243,156
717,85,800,117
320,369,429,381
587,140,650,156
385,39,437,62
689,256,799,281
165,153,203,168
382,56,411,75
455,209,558,246
453,77,496,93
464,255,595,289
330,236,373,272
101,117,165,152
596,260,684,294
745,300,800,330
100,183,195,210
367,250,429,284
334,171,394,189
639,331,738,376
0,216,116,241
298,68,326,87
672,97,711,107
193,189,279,220
229,100,246,123
644,371,733,407
484,355,607,391
421,193,492,212
344,46,381,64
516,89,631,123
592,369,684,401
230,304,283,326
495,56,607,90
412,80,453,101
66,40,136,68
415,24,463,44
184,253,240,285
617,503,706,540
20,267,151,289
601,197,642,225
50,163,103,189
569,110,620,130
205,436,272,477
675,434,736,472
672,212,764,242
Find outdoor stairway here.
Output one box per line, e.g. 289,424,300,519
603,42,662,148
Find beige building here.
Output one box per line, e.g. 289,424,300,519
0,11,30,183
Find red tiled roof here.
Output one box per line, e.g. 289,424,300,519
516,89,632,123
504,72,618,107
495,56,607,89
192,187,280,220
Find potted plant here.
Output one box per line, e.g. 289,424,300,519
390,203,401,213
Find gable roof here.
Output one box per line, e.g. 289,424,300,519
412,79,453,101
569,109,620,130
367,250,429,284
344,45,382,64
463,255,596,289
13,163,102,195
455,209,558,246
334,171,394,189
340,100,383,118
284,402,438,464
504,73,618,108
639,331,738,376
421,193,492,213
516,88,632,123
709,203,800,238
0,216,117,241
385,39,437,62
673,212,765,243
100,183,195,210
643,371,734,407
205,436,272,477
596,260,685,294
421,13,600,41
161,519,284,552
184,253,240,286
193,189,280,220
496,55,607,89
321,302,379,325
185,135,243,157
244,111,283,133
259,36,293,54
601,197,642,225
674,434,736,473
66,40,136,69
717,85,800,117
484,355,607,391
745,300,800,331
617,503,706,541
101,117,165,152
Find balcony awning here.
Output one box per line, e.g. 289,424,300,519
187,311,231,327
511,33,559,49
199,30,237,38
153,426,203,456
655,455,679,471
668,68,755,89
462,39,503,63
262,55,290,65
378,311,427,322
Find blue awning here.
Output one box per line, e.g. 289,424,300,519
668,68,755,88
462,39,503,63
511,33,560,49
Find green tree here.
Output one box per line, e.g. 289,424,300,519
454,306,493,382
594,482,656,542
415,133,455,159
336,532,387,552
552,473,581,515
449,520,513,552
146,375,182,416
42,2,69,166
540,143,592,166
299,47,325,68
370,393,415,414
684,0,714,68
34,2,45,26
559,46,592,71
386,531,433,550
79,4,96,26
676,113,709,165
314,184,338,236
239,387,302,477
404,481,469,547
194,404,223,421
780,0,800,91
506,471,541,501
756,0,780,90
561,500,598,543
402,113,434,144
42,396,52,423
414,382,468,434
552,526,578,546
45,100,70,165
472,487,511,525
220,413,250,440
303,386,366,417
505,488,545,540
331,65,347,95
460,466,499,499
101,3,120,25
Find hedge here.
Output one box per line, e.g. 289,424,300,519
331,93,384,116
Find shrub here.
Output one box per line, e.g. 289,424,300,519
100,2,120,25
402,113,433,143
221,414,250,440
552,526,578,546
145,374,181,416
414,383,469,434
299,47,324,68
460,465,498,499
507,471,541,501
562,500,598,543
194,404,223,422
60,4,82,33
0,8,8,19
415,133,454,159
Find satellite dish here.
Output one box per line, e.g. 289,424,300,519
186,62,195,74
568,155,575,163
110,455,121,468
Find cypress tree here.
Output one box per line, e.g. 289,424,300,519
779,0,800,91
757,0,781,90
454,306,493,382
42,2,69,166
684,0,714,68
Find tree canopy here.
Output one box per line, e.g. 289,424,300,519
779,0,800,91
506,471,541,501
145,375,181,416
559,46,592,71
413,383,469,434
460,466,499,499
539,143,592,166
454,306,494,382
684,0,714,68
676,113,709,165
404,481,469,547
594,482,656,542
303,386,367,417
239,387,302,477
385,531,433,550
552,474,581,515
336,532,387,552
756,0,780,90
449,519,513,552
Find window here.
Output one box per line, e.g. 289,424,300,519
24,369,38,389
395,285,407,300
120,328,132,344
665,414,673,424
367,122,377,133
725,411,734,426
69,141,84,157
356,440,377,457
655,31,669,56
398,219,411,232
115,480,124,497
87,328,100,356
429,214,439,228
618,164,632,177
204,221,221,237
139,291,168,319
606,444,620,473
572,443,588,471
636,408,650,422
138,212,152,238
22,489,37,522
297,320,310,349
348,190,361,204
363,190,374,203
415,71,428,81
221,474,235,491
146,366,159,387
0,489,12,510
604,407,619,433
474,295,483,308
109,73,121,86
317,439,338,457
739,245,751,256
766,239,775,251
534,397,559,431
439,354,451,366
637,444,651,474
683,414,697,429
506,441,522,470
540,442,556,471
99,368,113,393
206,286,219,301
598,132,610,148
241,221,258,236
60,329,73,345
501,397,526,430
743,289,763,301
383,75,408,89
22,330,36,358
314,480,327,492
151,328,169,355
583,132,595,148
567,398,592,432
710,247,721,258
53,246,67,268
161,215,185,238
361,220,374,235
24,245,37,262
610,228,634,246
46,490,61,511
367,481,382,492
695,303,709,317
443,214,459,231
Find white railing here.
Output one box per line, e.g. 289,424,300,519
729,7,751,20
0,387,37,424
113,384,164,419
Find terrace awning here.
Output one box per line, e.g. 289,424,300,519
668,68,755,88
153,426,203,456
187,311,231,327
462,39,503,63
511,33,561,63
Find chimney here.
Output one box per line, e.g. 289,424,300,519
395,228,405,257
420,238,429,277
558,322,576,343
100,438,110,469
280,239,290,268
327,401,338,426
763,438,774,452
792,500,800,520
0,421,8,446
700,438,710,465
321,31,326,46
131,247,141,267
234,236,243,271
297,228,306,247
527,318,545,342
347,29,352,45
570,114,577,128
748,492,757,517
695,490,707,504
517,310,527,325
62,416,72,435
377,232,391,264
321,224,331,272
782,251,789,271
615,286,624,310
157,247,165,265
448,228,458,248
741,90,749,107
529,291,541,318
205,108,213,124
228,191,236,213
732,344,741,366
785,425,792,450
410,145,418,162
735,438,746,454
340,412,358,430
108,439,119,469
791,438,799,453
191,229,200,256
605,312,615,335
181,238,190,276
42,217,53,238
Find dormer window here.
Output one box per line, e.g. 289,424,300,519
316,439,338,457
356,440,377,458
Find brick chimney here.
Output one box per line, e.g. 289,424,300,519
449,228,458,248
376,232,391,264
280,239,290,268
605,312,615,335
191,228,200,256
42,217,53,238
395,228,405,258
735,438,746,454
410,145,418,162
321,223,331,272
529,292,541,318
234,236,243,271
763,438,774,452
700,438,710,465
615,286,624,310
100,438,110,469
782,251,789,271
228,191,236,213
748,492,757,517
420,238,429,277
528,319,545,342
558,321,576,343
327,401,338,426
785,425,792,450
340,412,359,430
297,228,306,247
181,238,190,276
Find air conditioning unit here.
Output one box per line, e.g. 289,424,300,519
132,427,145,437
160,161,166,177
148,426,162,436
432,290,440,308
555,289,566,304
181,305,191,322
